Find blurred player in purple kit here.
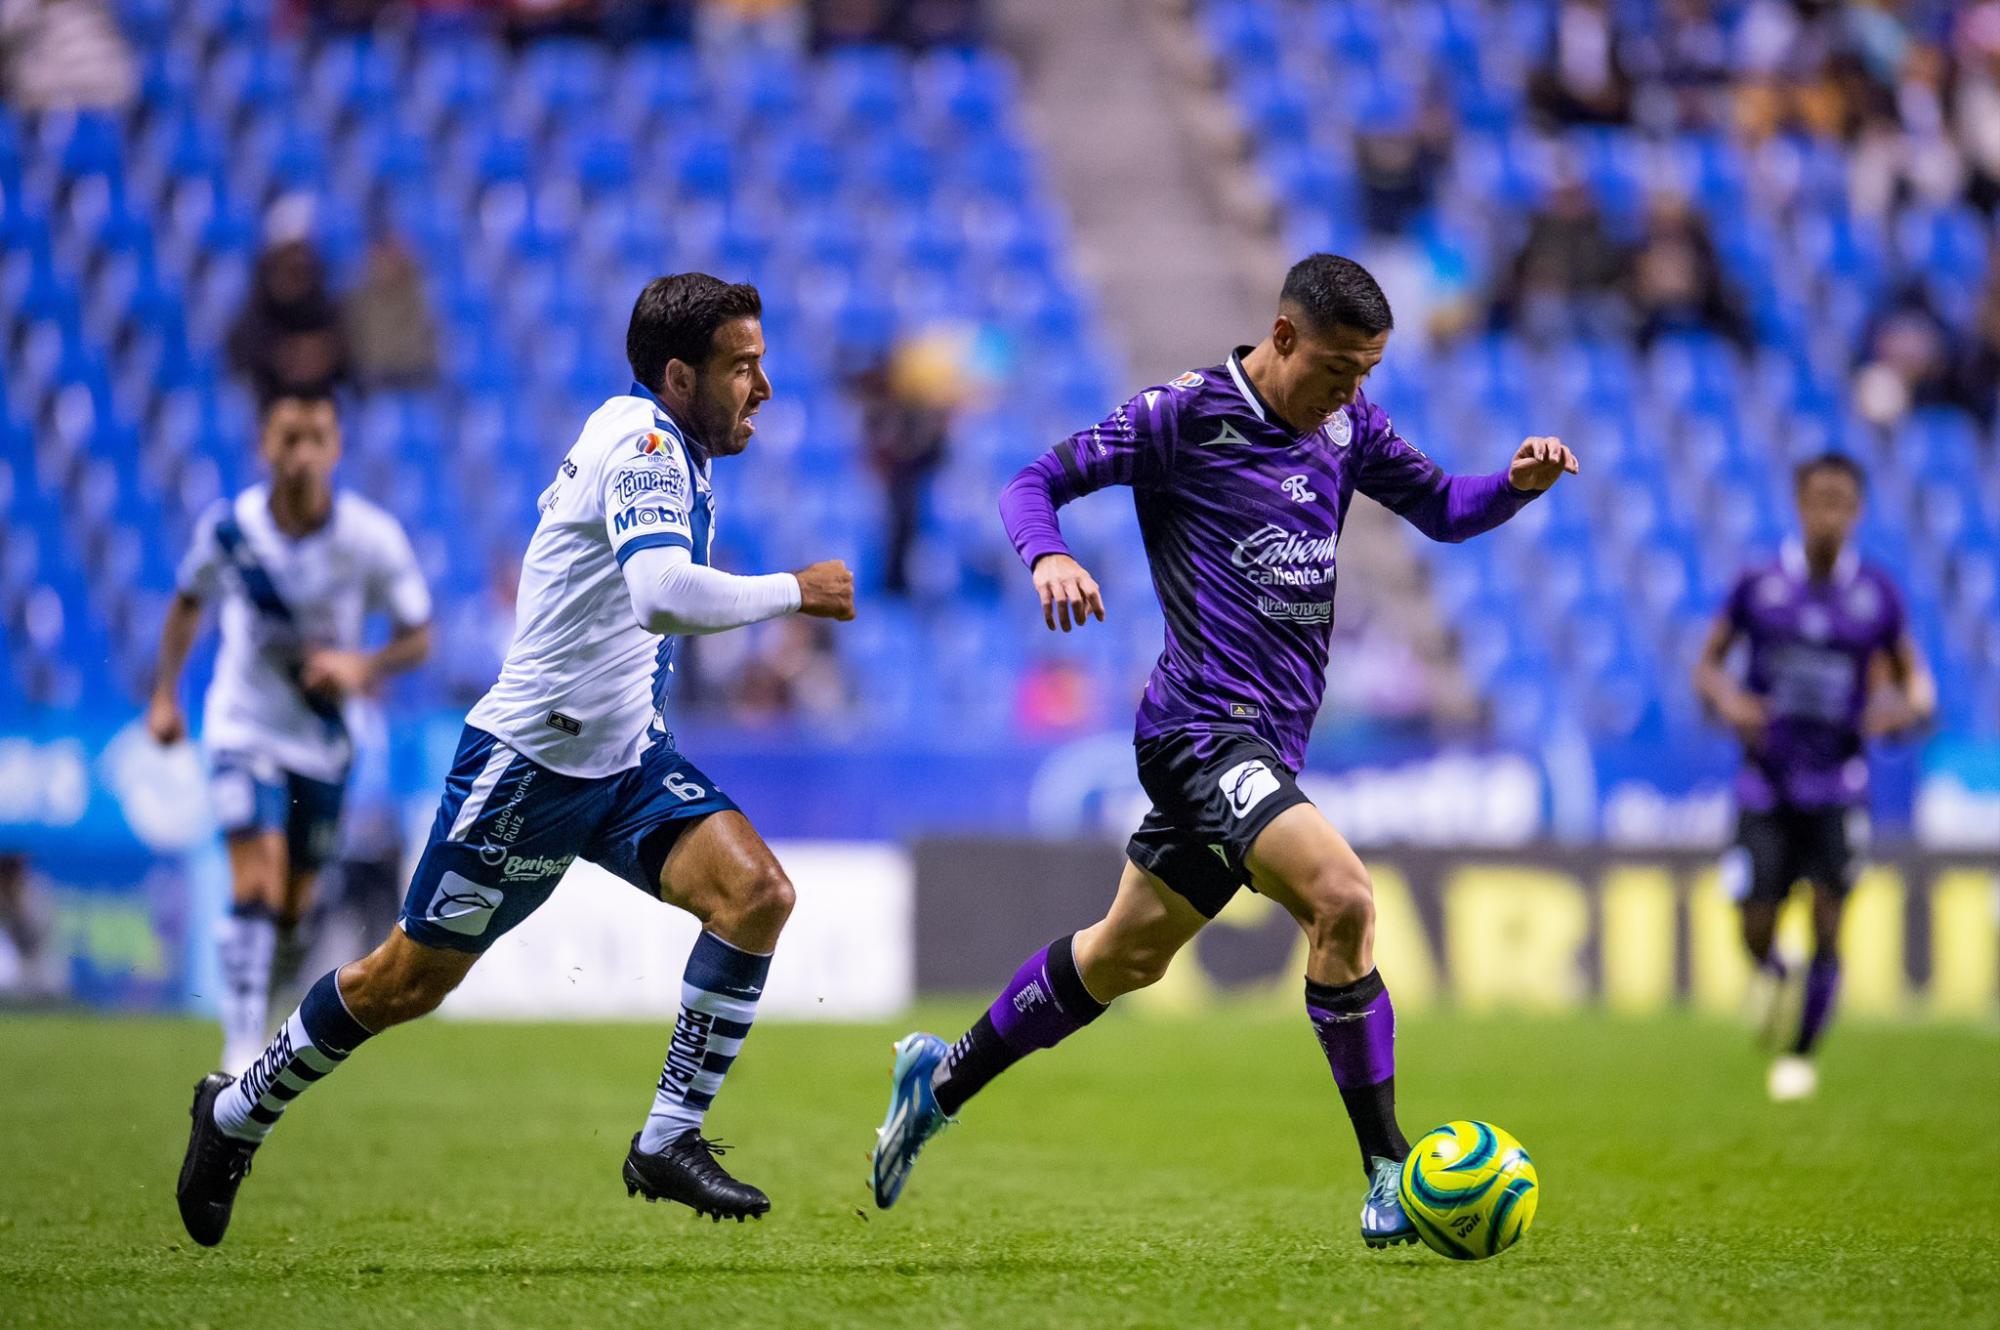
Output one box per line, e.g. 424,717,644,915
1694,453,1933,1102
868,254,1577,1247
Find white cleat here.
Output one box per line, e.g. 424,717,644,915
1767,1054,1818,1102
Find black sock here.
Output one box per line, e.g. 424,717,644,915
934,934,1105,1116
932,1012,1013,1117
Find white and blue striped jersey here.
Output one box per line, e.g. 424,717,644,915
466,384,716,778
176,486,431,783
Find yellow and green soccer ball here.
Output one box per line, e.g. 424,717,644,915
1399,1120,1539,1260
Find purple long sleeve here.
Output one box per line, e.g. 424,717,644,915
998,452,1077,568
1393,469,1538,543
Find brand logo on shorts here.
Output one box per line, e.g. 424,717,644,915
1218,759,1282,820
426,871,505,936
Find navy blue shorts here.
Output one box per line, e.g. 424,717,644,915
209,749,348,874
399,726,739,953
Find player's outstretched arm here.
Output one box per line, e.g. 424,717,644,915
301,622,434,700
1367,432,1577,544
145,591,205,745
621,543,849,636
1506,436,1579,491
1692,613,1765,746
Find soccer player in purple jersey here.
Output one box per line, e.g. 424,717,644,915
1693,453,1933,1102
868,254,1578,1246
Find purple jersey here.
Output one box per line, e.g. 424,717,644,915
1001,349,1538,771
1725,542,1906,811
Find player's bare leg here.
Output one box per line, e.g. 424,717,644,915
269,864,322,1014
217,830,288,1073
624,810,795,1221
1771,883,1844,1102
1244,804,1416,1249
872,860,1206,1208
1739,896,1799,1049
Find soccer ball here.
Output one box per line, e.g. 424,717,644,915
1398,1120,1539,1260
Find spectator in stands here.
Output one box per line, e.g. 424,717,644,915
1624,0,1732,133
852,336,959,596
1486,173,1629,344
228,238,350,402
1354,94,1453,238
1851,280,1975,428
1528,0,1634,127
1627,189,1752,351
726,618,848,723
1849,42,1966,222
812,0,979,49
344,227,440,393
1952,4,2000,214
1959,268,2000,428
0,852,60,999
1013,656,1097,736
0,0,135,109
695,0,805,58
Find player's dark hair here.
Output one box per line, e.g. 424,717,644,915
1794,452,1866,494
1280,253,1394,336
257,390,337,423
626,273,763,394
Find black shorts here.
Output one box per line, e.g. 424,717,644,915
1725,807,1866,906
1125,731,1313,919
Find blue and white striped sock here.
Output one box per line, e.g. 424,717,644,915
638,931,771,1152
213,969,376,1143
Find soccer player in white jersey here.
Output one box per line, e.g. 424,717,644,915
175,274,855,1246
147,393,433,1076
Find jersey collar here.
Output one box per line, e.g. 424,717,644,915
1227,346,1337,446
629,380,706,463
1781,538,1859,587
1225,347,1275,423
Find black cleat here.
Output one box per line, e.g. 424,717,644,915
176,1073,258,1247
622,1131,770,1222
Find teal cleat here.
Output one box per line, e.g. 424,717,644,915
1361,1154,1420,1249
870,1032,951,1209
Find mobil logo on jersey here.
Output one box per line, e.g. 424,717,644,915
1231,523,1337,588
612,505,687,534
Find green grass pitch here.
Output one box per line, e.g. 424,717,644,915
2,1005,1996,1328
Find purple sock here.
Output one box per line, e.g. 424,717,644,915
1307,969,1409,1172
1794,953,1841,1055
933,935,1106,1115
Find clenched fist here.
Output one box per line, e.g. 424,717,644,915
794,560,855,620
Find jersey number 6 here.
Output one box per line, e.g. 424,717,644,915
663,773,707,802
